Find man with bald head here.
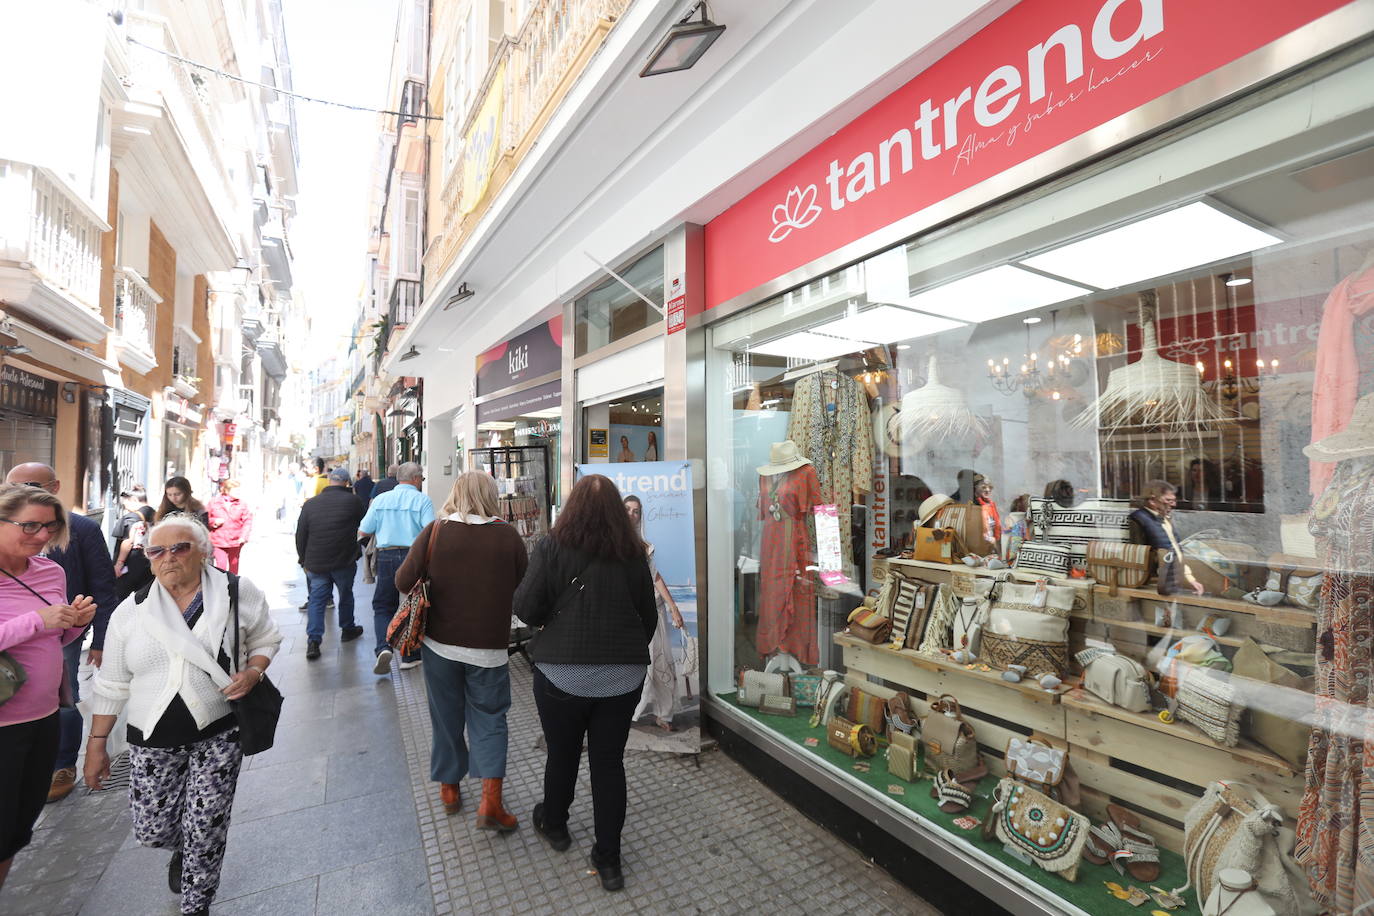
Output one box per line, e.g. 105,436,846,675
5,463,118,802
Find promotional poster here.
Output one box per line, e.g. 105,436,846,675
576,461,700,752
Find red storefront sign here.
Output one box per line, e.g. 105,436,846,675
703,0,1351,312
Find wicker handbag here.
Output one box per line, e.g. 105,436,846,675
1176,668,1242,747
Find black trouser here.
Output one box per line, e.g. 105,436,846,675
531,667,642,860
0,712,60,862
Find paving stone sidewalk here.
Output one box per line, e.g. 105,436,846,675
3,525,938,915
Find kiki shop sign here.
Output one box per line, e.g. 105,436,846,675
704,0,1350,309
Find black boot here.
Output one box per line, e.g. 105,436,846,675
589,848,623,891
168,849,182,894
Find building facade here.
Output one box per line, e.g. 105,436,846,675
384,0,1374,911
0,0,308,523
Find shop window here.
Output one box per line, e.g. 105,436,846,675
704,56,1374,914
581,388,662,463
573,246,664,356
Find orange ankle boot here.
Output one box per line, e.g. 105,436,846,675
475,778,518,832
440,783,461,815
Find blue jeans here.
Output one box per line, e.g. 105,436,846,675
421,645,511,782
306,563,358,642
54,637,84,770
373,548,407,655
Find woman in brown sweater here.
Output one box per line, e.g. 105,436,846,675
395,471,528,830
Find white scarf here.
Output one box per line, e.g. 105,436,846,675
140,565,236,689
445,511,500,524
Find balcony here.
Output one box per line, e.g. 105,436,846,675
389,279,421,328
431,0,629,279
119,12,238,272
258,326,287,380
399,80,425,127
0,165,112,343
114,267,160,375
171,327,200,397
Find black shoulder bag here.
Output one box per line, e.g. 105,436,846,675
527,549,593,653
226,574,284,755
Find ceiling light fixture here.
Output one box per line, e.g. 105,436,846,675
905,265,1090,323
750,330,874,362
1224,273,1253,287
1021,202,1281,290
639,1,726,77
811,304,964,345
399,345,420,361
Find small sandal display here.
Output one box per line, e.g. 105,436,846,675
1081,803,1161,882
930,763,987,813
886,692,919,735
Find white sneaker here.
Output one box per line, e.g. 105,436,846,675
373,649,393,675
398,657,422,670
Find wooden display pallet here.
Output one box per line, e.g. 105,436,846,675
875,557,1095,619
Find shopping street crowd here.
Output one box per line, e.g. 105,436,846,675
1,458,695,914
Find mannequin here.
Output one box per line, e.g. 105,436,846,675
755,440,821,666
1297,395,1374,912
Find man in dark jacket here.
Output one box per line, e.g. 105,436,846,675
1129,479,1205,603
296,467,367,660
354,469,375,506
6,462,118,802
370,464,400,499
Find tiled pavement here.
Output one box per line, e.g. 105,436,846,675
4,526,937,915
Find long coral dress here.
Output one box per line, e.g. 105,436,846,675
1296,455,1374,911
756,465,821,665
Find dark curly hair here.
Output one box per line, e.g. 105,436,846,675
552,474,643,562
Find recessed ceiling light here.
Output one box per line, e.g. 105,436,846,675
905,265,1090,323
812,305,964,345
1020,201,1281,290
1023,316,1042,324
1225,275,1252,287
751,331,873,361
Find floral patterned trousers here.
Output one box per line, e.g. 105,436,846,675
128,730,243,915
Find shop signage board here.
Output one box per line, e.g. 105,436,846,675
588,428,609,458
703,0,1350,311
475,379,561,424
577,460,700,745
0,365,58,417
475,315,562,397
461,60,507,215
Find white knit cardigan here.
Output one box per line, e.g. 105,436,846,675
92,566,282,734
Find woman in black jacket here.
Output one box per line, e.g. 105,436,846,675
513,474,655,892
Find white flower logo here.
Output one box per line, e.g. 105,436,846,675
768,184,823,243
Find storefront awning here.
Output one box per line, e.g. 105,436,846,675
3,313,121,385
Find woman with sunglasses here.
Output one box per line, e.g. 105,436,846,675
86,515,280,916
0,483,96,892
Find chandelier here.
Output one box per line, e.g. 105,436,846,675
988,313,1085,400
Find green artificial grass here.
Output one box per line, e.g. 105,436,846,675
721,693,1198,915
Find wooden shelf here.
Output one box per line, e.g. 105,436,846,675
833,633,1069,701
1090,615,1246,649
1105,586,1315,628
1061,687,1297,775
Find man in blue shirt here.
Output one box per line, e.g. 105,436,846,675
6,463,117,802
358,461,434,674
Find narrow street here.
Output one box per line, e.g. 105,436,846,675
5,523,931,915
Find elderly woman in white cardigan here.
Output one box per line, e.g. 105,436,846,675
85,514,280,916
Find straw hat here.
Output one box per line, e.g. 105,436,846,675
757,440,812,475
917,494,954,527
1305,392,1374,461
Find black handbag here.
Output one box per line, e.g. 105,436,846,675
227,574,283,755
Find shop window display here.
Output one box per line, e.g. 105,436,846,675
705,61,1374,914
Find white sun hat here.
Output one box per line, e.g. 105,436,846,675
757,440,813,475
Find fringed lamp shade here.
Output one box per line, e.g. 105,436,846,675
1072,294,1229,430
899,355,990,446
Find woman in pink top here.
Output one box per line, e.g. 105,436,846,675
206,479,253,574
0,484,96,891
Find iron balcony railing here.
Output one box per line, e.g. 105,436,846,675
389,279,421,327
115,267,159,357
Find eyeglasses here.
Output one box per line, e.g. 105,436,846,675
145,541,195,560
0,518,64,535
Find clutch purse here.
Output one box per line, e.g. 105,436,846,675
1086,541,1153,594
759,694,797,716
990,777,1090,881
739,670,788,707
887,730,919,781
828,715,877,757
790,673,823,707
845,608,892,645
845,687,888,735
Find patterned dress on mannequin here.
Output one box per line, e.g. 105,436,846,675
786,369,873,581
756,465,822,665
1296,455,1374,912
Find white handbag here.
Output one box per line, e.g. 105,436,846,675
1076,647,1152,712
